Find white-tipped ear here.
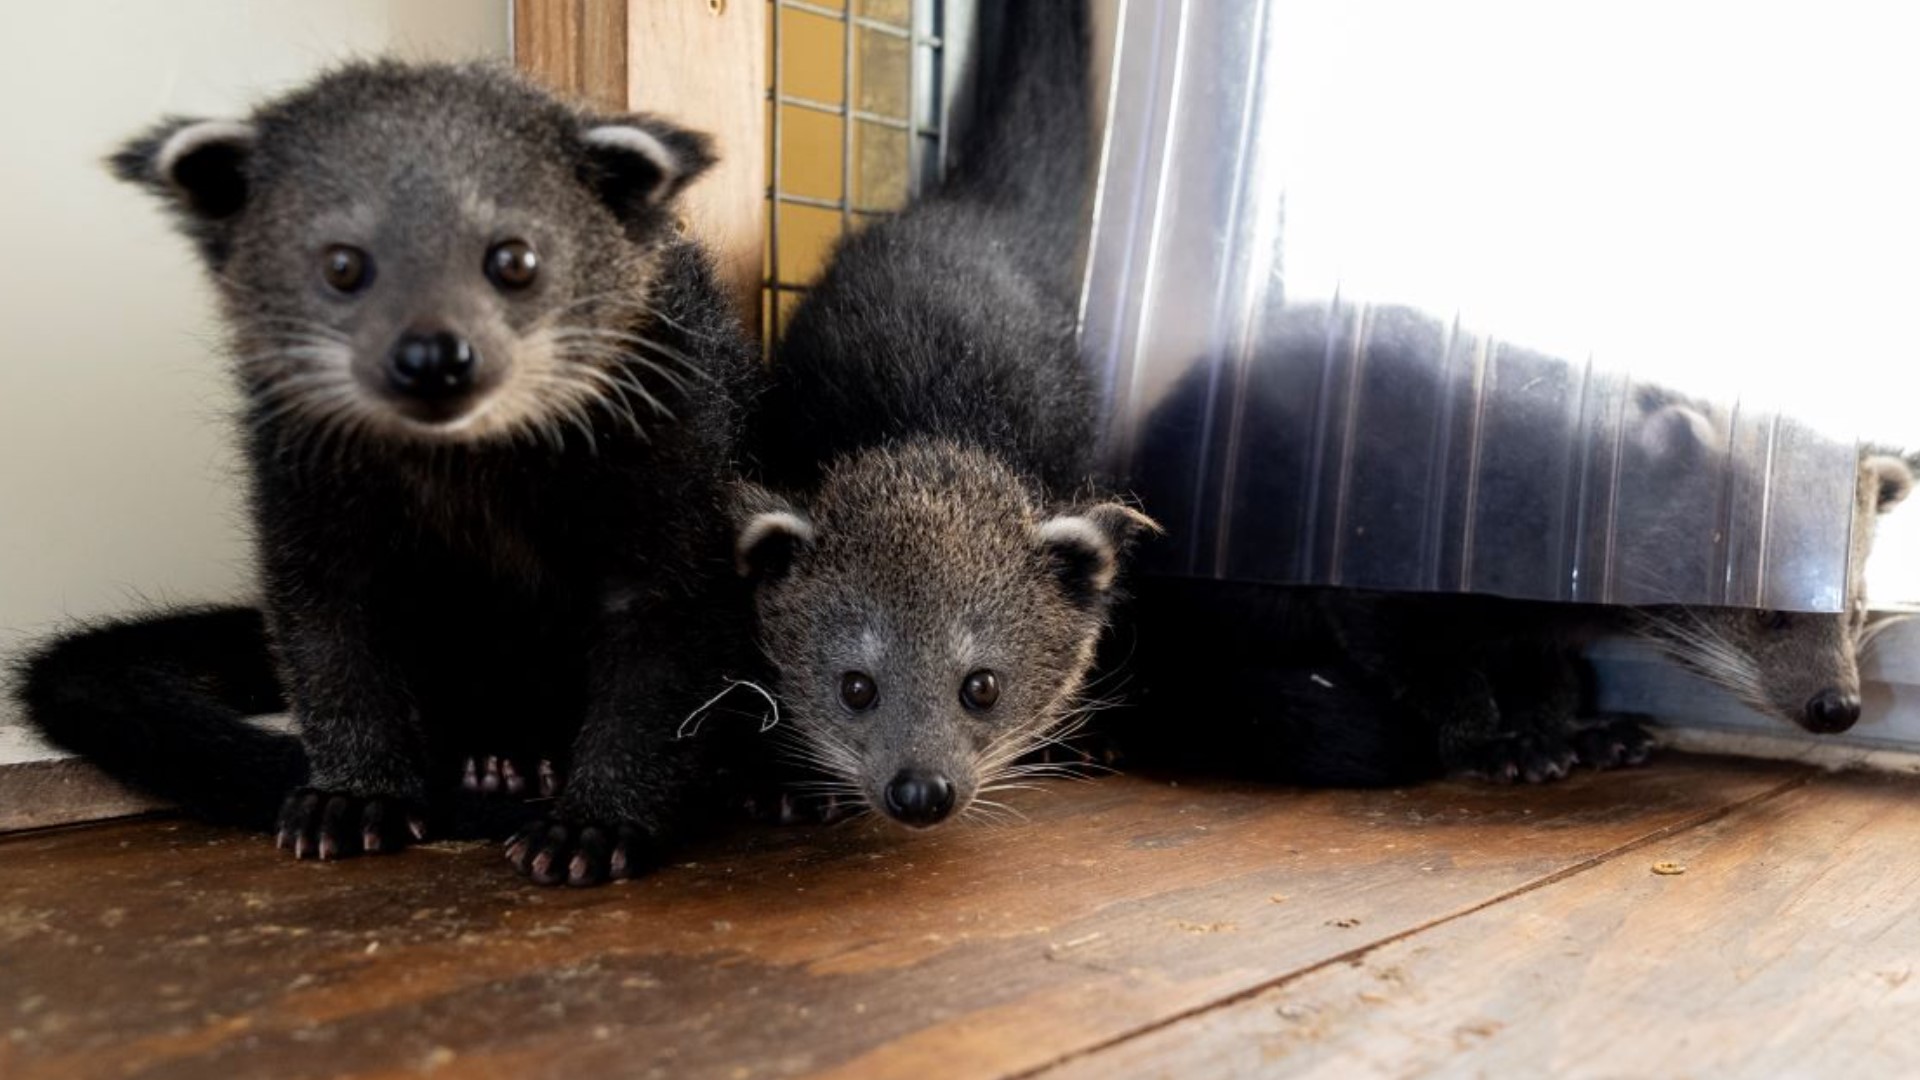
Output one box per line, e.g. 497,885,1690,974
112,118,256,225
582,125,682,203
1864,454,1916,513
1634,402,1718,463
155,120,256,190
579,117,716,216
736,510,815,581
1035,503,1162,602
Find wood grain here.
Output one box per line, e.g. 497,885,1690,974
513,0,630,111
1044,768,1920,1079
0,758,1801,1079
517,0,768,330
0,758,163,832
627,0,768,328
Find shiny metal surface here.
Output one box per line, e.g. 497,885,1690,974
1083,0,1865,611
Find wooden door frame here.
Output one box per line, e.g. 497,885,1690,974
515,0,768,334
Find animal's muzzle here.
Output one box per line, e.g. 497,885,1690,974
884,768,955,826
1804,689,1862,733
388,331,478,402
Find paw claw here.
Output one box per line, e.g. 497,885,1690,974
1571,717,1656,771
466,755,553,799
277,788,421,862
568,854,593,886
1457,734,1579,786
506,816,650,887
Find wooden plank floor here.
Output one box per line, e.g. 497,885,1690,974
4,753,1913,1079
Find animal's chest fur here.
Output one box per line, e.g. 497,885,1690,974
401,469,554,591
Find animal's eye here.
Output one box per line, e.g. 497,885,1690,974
322,245,373,293
486,239,539,290
960,669,1000,711
1757,610,1793,631
839,671,878,712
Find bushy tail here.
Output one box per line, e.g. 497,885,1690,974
11,606,302,829
941,0,1093,226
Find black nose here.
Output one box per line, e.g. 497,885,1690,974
387,332,477,399
884,769,955,826
1805,689,1861,733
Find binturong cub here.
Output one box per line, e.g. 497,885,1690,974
14,62,763,886
735,0,1158,830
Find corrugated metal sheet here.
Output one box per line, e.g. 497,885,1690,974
1082,0,1861,611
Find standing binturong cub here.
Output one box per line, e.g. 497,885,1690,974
737,0,1158,829
14,62,763,886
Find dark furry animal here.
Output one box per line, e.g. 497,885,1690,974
13,61,764,886
1121,450,1915,785
735,0,1158,829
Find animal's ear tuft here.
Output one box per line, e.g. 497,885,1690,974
111,118,256,221
1633,401,1718,464
1034,503,1162,605
580,116,717,220
733,483,815,583
1864,454,1915,513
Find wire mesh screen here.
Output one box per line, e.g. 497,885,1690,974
764,0,960,350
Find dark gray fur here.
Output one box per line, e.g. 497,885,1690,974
736,0,1159,827
16,61,763,885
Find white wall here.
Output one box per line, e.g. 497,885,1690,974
1263,0,1920,603
1270,0,1920,451
0,3,508,717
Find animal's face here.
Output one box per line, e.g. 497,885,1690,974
1640,453,1914,733
736,443,1156,828
113,62,715,446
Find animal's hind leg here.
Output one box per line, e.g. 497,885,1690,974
1567,713,1656,770
1515,647,1656,772
461,755,563,797
1471,641,1582,784
1399,640,1575,785
447,662,575,800
1420,667,1541,783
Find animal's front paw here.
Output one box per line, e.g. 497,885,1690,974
460,756,562,797
1451,734,1579,785
505,816,657,886
1570,716,1656,770
275,788,426,860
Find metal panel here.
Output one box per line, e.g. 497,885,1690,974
1083,0,1862,611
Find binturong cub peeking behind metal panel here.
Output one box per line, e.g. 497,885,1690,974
734,0,1159,830
1117,447,1916,787
13,61,764,886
